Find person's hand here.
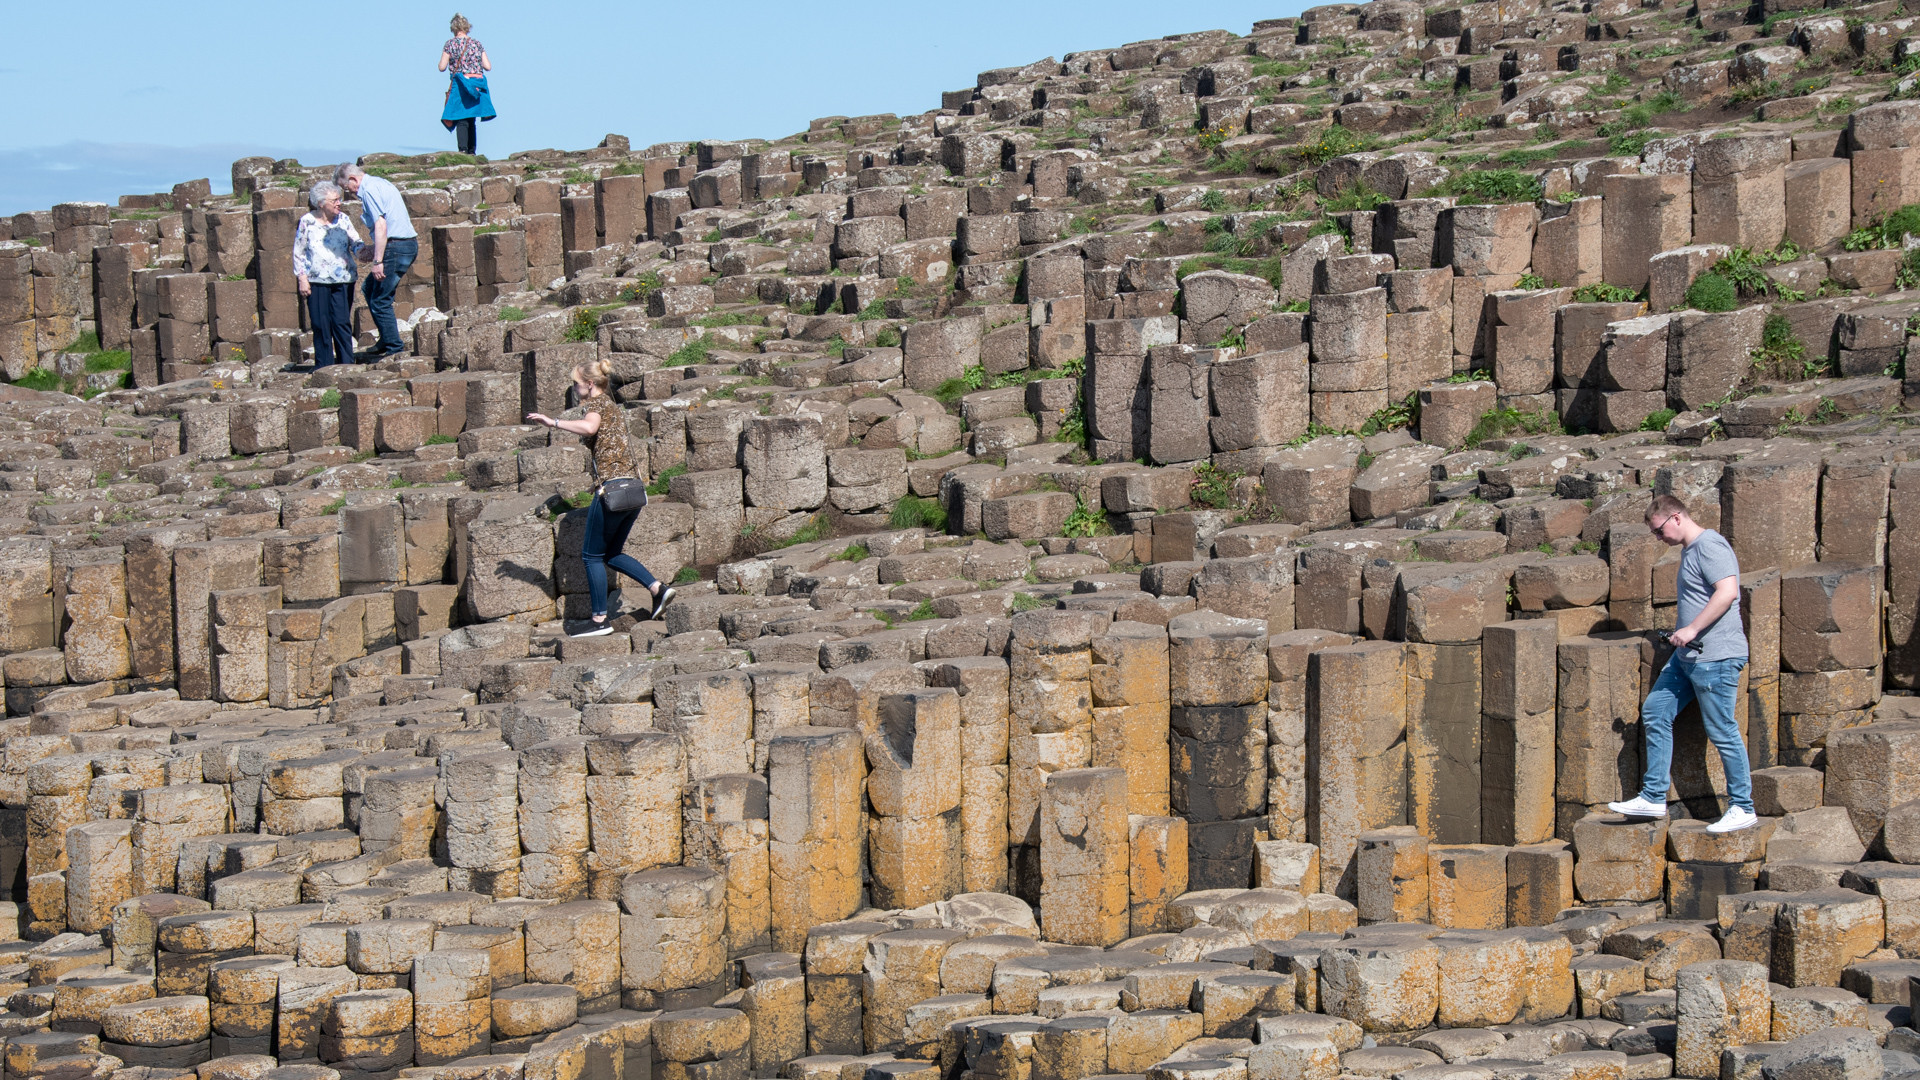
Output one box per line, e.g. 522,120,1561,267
525,412,552,427
297,280,310,297
370,261,386,281
1669,626,1698,649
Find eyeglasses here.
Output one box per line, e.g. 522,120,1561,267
1648,514,1676,535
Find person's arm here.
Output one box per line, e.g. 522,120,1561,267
525,409,602,436
439,50,451,72
370,215,388,279
292,221,312,295
480,50,491,71
1670,575,1739,649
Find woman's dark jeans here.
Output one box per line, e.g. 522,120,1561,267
454,118,477,154
307,281,355,367
582,494,658,618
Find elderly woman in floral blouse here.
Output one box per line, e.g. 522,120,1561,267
291,181,364,368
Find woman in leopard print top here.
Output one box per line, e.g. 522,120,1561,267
526,360,676,636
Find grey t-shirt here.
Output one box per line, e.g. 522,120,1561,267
1677,529,1746,662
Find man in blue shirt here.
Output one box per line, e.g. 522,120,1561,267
333,163,418,359
1608,494,1758,833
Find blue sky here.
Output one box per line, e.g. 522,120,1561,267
2,0,1306,217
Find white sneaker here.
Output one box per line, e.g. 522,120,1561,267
1607,795,1669,818
1707,806,1760,833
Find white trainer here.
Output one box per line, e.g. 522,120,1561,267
1606,795,1668,818
1707,806,1760,833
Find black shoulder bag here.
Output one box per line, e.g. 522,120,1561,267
599,475,649,512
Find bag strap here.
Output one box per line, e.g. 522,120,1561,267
576,399,645,489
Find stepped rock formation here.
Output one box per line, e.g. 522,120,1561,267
3,6,1920,1080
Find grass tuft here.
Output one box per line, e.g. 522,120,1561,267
563,308,600,343
1061,497,1112,537
1359,391,1419,437
1189,463,1240,510
1295,124,1377,166
889,494,948,532
779,515,833,548
1844,203,1920,251
1751,312,1825,380
1683,271,1738,313
693,311,768,328
647,463,687,496
1571,282,1641,304
1464,406,1562,449
1425,167,1542,204
665,337,712,367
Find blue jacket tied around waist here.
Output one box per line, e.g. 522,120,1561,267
442,73,495,127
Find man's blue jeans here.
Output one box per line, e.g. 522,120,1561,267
364,237,418,353
1638,655,1753,812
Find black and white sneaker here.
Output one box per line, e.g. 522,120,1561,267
648,586,678,622
569,619,614,638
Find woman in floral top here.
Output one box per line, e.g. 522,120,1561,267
526,359,677,636
291,181,363,368
439,14,494,156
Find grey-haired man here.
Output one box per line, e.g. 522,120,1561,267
333,162,417,359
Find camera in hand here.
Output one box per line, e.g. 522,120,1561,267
1662,631,1702,652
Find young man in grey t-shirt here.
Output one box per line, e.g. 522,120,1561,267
1607,494,1758,833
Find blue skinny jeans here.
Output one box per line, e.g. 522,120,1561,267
581,494,658,618
1637,655,1753,813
